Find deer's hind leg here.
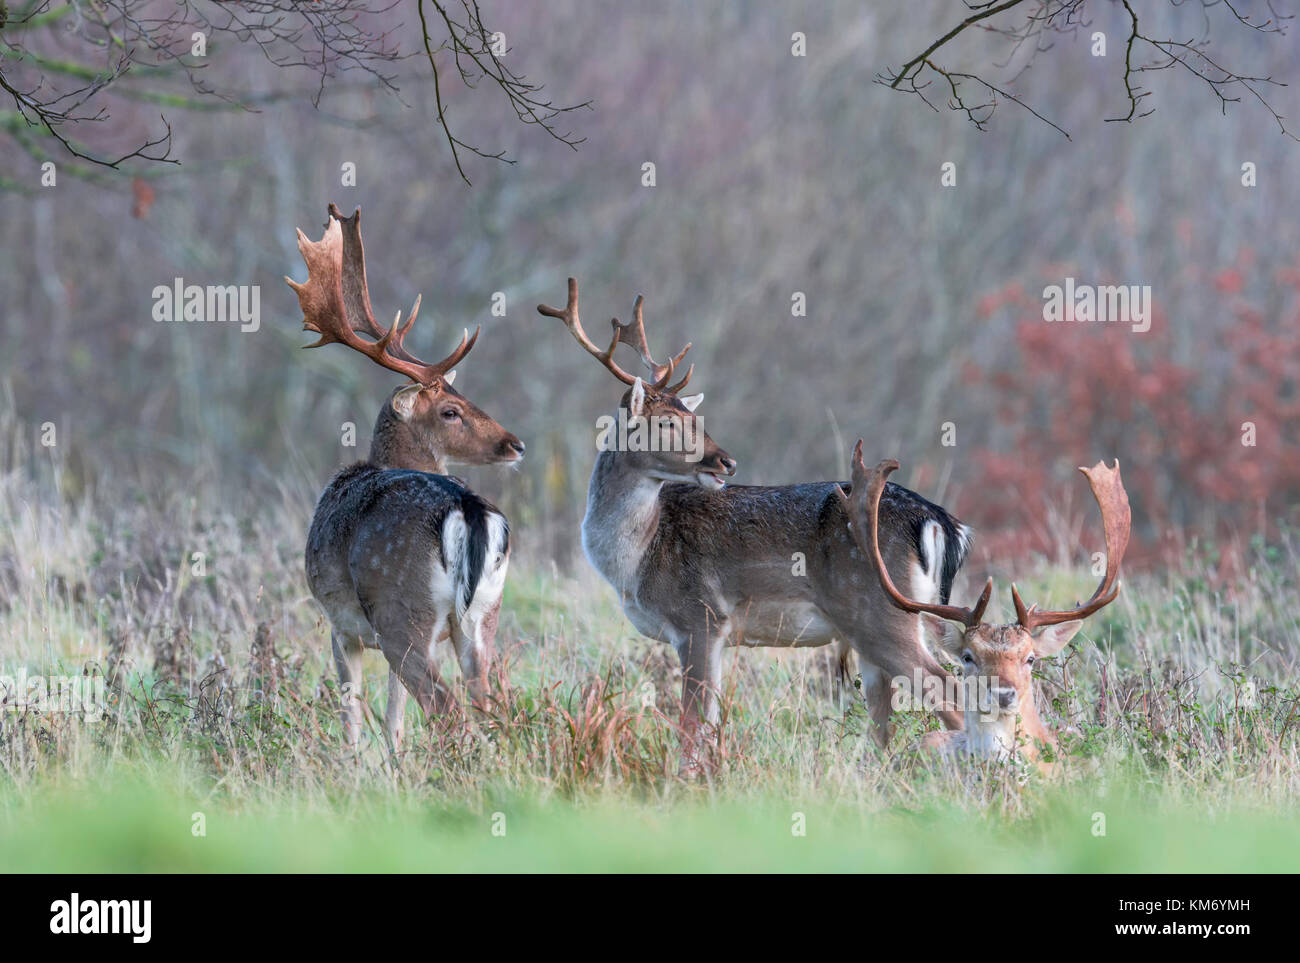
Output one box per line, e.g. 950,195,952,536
373,616,456,743
330,628,365,747
384,669,409,750
448,599,498,711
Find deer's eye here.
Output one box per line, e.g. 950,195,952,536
1026,654,1037,666
440,408,461,421
961,652,975,665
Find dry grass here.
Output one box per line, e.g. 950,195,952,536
1,419,1298,869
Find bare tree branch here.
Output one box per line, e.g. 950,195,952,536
418,0,591,185
0,0,591,188
878,0,1297,141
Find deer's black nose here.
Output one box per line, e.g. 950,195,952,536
995,688,1018,710
717,455,737,475
508,438,526,456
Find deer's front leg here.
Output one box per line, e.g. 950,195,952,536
869,637,964,734
921,729,966,755
857,662,896,749
673,617,728,778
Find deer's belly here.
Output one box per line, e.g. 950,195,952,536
730,601,837,648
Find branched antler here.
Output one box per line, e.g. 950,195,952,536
538,278,694,393
838,441,1130,634
1011,460,1131,631
287,204,478,387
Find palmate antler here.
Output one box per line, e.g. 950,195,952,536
1011,460,1131,630
286,204,477,387
837,441,1130,632
537,277,694,393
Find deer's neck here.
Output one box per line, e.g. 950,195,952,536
962,706,1020,760
582,450,664,592
367,403,446,474
962,703,1055,761
1017,710,1056,761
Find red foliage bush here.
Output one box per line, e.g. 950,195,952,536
961,264,1300,570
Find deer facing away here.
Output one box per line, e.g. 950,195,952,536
287,204,524,748
838,443,1131,769
537,278,974,773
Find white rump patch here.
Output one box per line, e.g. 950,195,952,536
955,522,973,563
910,558,940,604
911,557,942,655
466,512,510,627
441,508,510,633
917,520,946,594
439,510,469,620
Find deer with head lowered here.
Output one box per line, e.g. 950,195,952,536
537,278,975,774
838,443,1131,769
288,204,525,749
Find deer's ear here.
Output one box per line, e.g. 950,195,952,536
929,617,965,656
1033,619,1082,656
679,392,704,412
629,377,646,418
391,383,423,421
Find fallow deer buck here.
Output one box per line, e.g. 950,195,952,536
838,443,1131,769
537,278,974,773
288,204,525,749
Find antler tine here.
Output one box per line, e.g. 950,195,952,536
328,204,426,367
611,294,693,391
537,278,639,386
1015,459,1131,631
666,362,695,394
836,441,991,629
287,205,466,387
429,325,481,379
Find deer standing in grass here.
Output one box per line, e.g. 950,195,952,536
838,443,1131,769
288,204,525,749
537,278,974,773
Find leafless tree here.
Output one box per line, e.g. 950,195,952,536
416,0,590,183
0,0,589,188
878,0,1297,141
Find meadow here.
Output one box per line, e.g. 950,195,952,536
1,418,1296,873
2,0,1299,880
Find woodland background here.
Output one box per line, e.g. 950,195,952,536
2,0,1298,573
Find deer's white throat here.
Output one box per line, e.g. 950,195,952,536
582,461,663,595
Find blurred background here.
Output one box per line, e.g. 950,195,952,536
2,0,1298,575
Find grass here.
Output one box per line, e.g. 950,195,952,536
4,775,1299,872
1,441,1298,872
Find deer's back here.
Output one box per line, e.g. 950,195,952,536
306,464,509,635
646,480,969,612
